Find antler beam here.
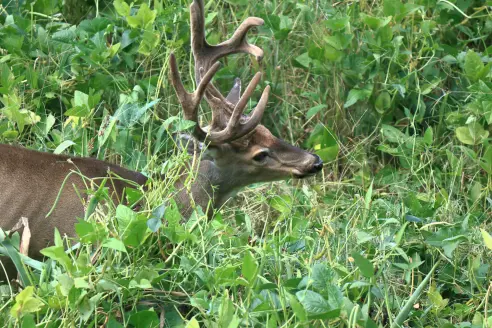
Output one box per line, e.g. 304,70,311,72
169,0,270,145
190,0,264,84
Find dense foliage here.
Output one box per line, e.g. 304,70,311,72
0,0,491,327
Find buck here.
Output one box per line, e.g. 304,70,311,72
0,0,323,280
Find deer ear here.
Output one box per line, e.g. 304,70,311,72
175,134,204,155
175,134,219,160
226,78,241,105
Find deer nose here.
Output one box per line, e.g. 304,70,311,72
309,154,323,173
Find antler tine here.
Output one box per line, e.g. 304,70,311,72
169,53,221,141
190,0,264,85
205,73,271,143
228,85,271,140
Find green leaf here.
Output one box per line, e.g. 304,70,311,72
40,245,73,272
75,219,108,244
423,127,433,146
64,106,90,117
455,122,489,145
311,263,336,292
324,45,343,62
375,91,391,113
21,314,36,328
479,146,492,174
10,286,44,319
316,146,339,162
383,0,404,17
427,283,449,313
57,274,74,296
295,52,311,68
325,17,349,31
324,33,352,50
74,90,89,108
127,3,156,29
114,0,131,17
138,29,160,55
242,250,258,283
480,229,492,250
344,85,373,108
288,294,307,321
361,14,391,29
296,290,340,318
185,317,200,328
421,79,441,95
381,124,407,144
102,238,127,253
53,140,76,154
218,292,235,328
464,50,484,82
306,104,326,119
129,310,160,328
147,204,165,232
351,251,374,278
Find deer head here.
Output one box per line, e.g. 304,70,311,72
169,0,323,205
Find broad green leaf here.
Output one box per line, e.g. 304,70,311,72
311,263,336,292
295,52,311,68
296,290,330,314
306,104,326,119
325,17,349,31
469,181,482,203
218,292,235,328
21,315,36,328
480,229,492,250
427,283,449,313
185,317,200,328
464,50,484,82
138,29,160,55
40,245,73,272
423,127,433,146
242,250,258,283
288,294,307,321
74,90,89,108
53,140,76,154
381,124,407,144
296,290,340,318
455,123,489,145
324,45,343,62
10,286,44,318
129,310,160,328
102,238,127,253
114,0,131,17
375,91,391,113
344,85,373,108
351,251,374,278
127,4,156,29
324,33,352,50
479,146,492,174
75,219,108,243
361,14,391,29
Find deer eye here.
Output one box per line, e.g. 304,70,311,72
252,151,269,162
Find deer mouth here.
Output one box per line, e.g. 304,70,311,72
292,172,317,179
292,155,324,179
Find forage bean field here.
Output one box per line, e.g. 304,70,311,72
0,0,491,327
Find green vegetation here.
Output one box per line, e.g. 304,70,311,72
0,0,491,326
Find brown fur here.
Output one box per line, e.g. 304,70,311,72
0,144,147,280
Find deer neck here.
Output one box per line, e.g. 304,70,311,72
174,159,241,219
